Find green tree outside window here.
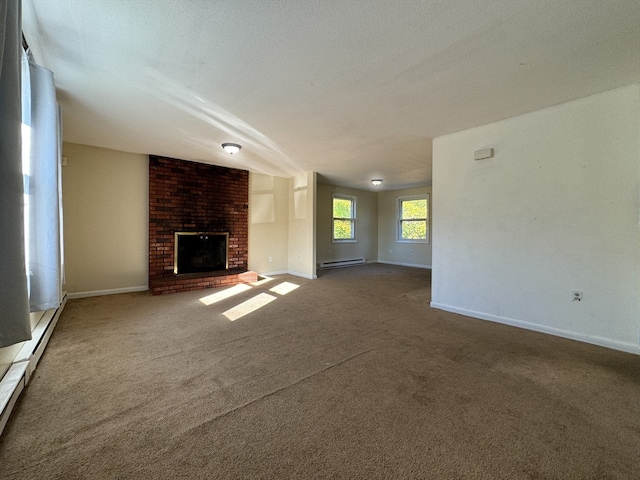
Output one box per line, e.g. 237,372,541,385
333,195,355,241
399,197,428,242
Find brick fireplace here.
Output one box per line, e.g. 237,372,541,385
148,155,257,295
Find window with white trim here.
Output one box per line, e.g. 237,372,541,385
332,194,356,242
398,194,428,243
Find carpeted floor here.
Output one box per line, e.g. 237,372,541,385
1,264,639,479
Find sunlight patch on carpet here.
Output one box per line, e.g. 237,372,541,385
251,276,275,287
223,293,277,321
269,282,300,295
199,284,252,306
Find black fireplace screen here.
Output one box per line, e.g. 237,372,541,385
174,232,229,274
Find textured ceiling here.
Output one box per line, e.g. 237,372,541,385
22,0,640,191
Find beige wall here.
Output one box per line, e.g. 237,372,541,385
60,138,432,298
316,183,378,266
62,143,148,295
248,173,290,274
378,186,432,268
288,172,317,279
62,143,319,292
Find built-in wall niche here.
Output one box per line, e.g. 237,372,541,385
174,232,228,274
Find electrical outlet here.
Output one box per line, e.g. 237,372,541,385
411,249,415,254
572,291,583,302
268,256,273,262
298,255,302,260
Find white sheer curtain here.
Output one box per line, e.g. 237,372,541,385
0,0,31,347
22,49,63,312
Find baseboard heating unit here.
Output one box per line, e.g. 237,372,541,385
319,258,366,269
0,295,67,436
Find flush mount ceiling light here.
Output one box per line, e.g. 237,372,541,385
221,143,241,155
371,179,382,186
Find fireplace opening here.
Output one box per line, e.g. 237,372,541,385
174,232,229,275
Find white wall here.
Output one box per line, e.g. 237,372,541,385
248,173,290,274
431,84,640,353
62,143,149,295
288,172,317,279
378,186,432,268
316,183,378,266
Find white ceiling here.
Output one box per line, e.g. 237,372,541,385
22,0,640,191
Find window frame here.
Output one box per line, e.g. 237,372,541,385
332,193,357,243
397,194,429,244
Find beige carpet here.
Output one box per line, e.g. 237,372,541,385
1,264,639,479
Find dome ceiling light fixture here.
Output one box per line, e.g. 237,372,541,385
371,179,382,186
221,143,241,155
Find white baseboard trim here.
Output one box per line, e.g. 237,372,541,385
67,285,148,299
377,261,432,269
286,270,317,280
430,302,640,355
258,270,289,277
255,270,317,280
1,295,67,436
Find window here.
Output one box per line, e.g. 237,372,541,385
332,194,356,242
398,195,428,243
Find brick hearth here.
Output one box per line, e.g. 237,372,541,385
148,155,257,295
